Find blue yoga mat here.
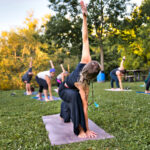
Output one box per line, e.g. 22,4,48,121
139,85,145,87
24,91,38,95
32,96,61,101
136,91,150,95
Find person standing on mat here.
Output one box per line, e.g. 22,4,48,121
59,1,101,138
36,60,55,101
145,69,150,93
56,64,69,89
22,57,33,95
110,56,126,90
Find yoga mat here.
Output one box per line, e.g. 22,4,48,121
24,91,38,95
139,85,145,87
136,91,150,95
105,89,132,91
42,114,114,146
32,96,61,101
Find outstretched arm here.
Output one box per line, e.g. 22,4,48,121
60,64,65,73
60,64,66,82
50,60,55,68
29,57,32,68
80,0,91,64
119,56,125,70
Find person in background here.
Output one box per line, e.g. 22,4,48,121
110,56,126,90
36,60,55,101
22,57,33,95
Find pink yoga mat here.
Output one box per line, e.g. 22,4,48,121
42,114,114,145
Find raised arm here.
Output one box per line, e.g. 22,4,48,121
29,57,32,68
50,60,55,68
60,64,65,73
80,0,91,64
119,56,125,70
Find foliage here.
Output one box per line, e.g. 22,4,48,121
0,12,51,90
44,0,131,72
111,0,150,70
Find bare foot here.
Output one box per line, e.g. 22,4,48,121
45,99,49,102
80,0,87,16
38,97,42,101
145,90,150,93
78,130,87,138
60,116,63,120
50,96,54,101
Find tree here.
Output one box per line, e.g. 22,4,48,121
45,0,131,73
0,12,51,90
112,0,150,69
87,0,131,71
43,0,82,58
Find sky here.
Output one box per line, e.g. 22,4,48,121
0,0,143,33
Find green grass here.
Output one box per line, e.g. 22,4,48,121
0,82,149,150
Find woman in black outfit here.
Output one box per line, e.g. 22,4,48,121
59,1,101,138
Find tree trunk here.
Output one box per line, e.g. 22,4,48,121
100,0,104,72
100,44,104,71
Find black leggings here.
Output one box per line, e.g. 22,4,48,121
36,76,48,93
146,78,150,90
60,101,70,123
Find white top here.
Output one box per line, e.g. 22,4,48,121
57,73,62,80
37,71,51,80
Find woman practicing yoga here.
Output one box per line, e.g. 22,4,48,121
59,0,101,138
36,60,55,101
22,57,33,95
110,56,126,90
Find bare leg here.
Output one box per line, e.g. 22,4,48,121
80,1,91,64
43,89,49,101
26,83,32,95
38,92,42,100
25,83,30,95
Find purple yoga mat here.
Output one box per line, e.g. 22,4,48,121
42,114,114,145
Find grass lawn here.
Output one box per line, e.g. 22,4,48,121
0,82,149,150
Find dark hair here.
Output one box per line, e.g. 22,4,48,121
79,61,101,84
120,69,126,74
